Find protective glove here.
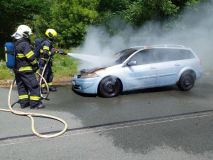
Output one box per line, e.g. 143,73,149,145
50,48,67,56
51,48,57,55
58,49,67,55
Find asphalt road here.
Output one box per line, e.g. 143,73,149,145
0,73,213,160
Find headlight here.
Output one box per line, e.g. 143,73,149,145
80,72,99,78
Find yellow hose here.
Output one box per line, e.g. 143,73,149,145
0,79,68,138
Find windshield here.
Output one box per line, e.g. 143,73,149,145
114,48,137,64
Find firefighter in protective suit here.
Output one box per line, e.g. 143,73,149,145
39,29,65,94
12,25,45,109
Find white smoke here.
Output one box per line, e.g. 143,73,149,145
73,1,213,71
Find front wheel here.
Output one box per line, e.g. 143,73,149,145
98,76,121,98
178,72,195,91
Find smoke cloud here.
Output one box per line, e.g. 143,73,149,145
73,1,213,71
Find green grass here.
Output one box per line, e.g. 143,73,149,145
0,54,77,80
0,63,13,80
52,54,77,79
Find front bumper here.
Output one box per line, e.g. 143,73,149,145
72,76,101,94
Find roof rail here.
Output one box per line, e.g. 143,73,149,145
130,44,186,49
150,44,185,48
130,46,145,49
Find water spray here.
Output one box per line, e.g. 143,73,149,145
67,52,114,70
67,53,103,62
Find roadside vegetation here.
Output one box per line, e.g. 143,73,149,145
0,55,77,80
0,62,12,80
52,54,77,80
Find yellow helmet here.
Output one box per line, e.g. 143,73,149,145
45,29,57,38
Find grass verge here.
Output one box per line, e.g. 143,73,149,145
52,53,77,80
0,54,77,81
0,62,13,80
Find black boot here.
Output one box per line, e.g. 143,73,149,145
49,86,57,92
19,101,30,109
20,103,30,109
36,103,45,109
41,88,47,94
31,102,45,109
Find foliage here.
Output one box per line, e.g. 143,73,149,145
0,0,48,39
31,0,99,48
123,0,178,26
0,63,13,80
98,0,202,27
95,0,202,34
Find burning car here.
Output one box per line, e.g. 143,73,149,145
72,45,202,97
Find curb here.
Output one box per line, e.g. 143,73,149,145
0,79,72,88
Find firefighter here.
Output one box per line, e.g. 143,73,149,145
12,25,45,109
39,29,64,94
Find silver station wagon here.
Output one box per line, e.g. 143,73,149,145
72,45,202,97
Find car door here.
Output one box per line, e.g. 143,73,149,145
154,48,183,86
123,49,158,90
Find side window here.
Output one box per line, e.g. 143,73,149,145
154,49,170,62
130,49,155,65
154,49,195,62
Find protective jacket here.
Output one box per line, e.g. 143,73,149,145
40,39,53,64
15,38,38,72
39,39,54,88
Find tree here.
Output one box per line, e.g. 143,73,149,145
0,0,48,59
32,0,99,48
95,0,202,35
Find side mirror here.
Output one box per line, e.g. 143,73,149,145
127,61,137,66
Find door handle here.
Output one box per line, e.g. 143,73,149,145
150,67,156,69
175,64,181,66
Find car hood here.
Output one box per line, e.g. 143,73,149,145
80,67,107,74
79,64,122,75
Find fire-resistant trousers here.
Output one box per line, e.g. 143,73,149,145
15,71,41,108
40,61,53,88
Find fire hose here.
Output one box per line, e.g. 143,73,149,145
39,57,50,100
0,63,68,138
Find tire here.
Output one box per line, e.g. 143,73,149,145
98,76,121,98
178,71,195,91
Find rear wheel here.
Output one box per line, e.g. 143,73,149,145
98,76,121,98
178,71,195,91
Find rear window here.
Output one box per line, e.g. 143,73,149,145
152,48,195,62
129,48,195,65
